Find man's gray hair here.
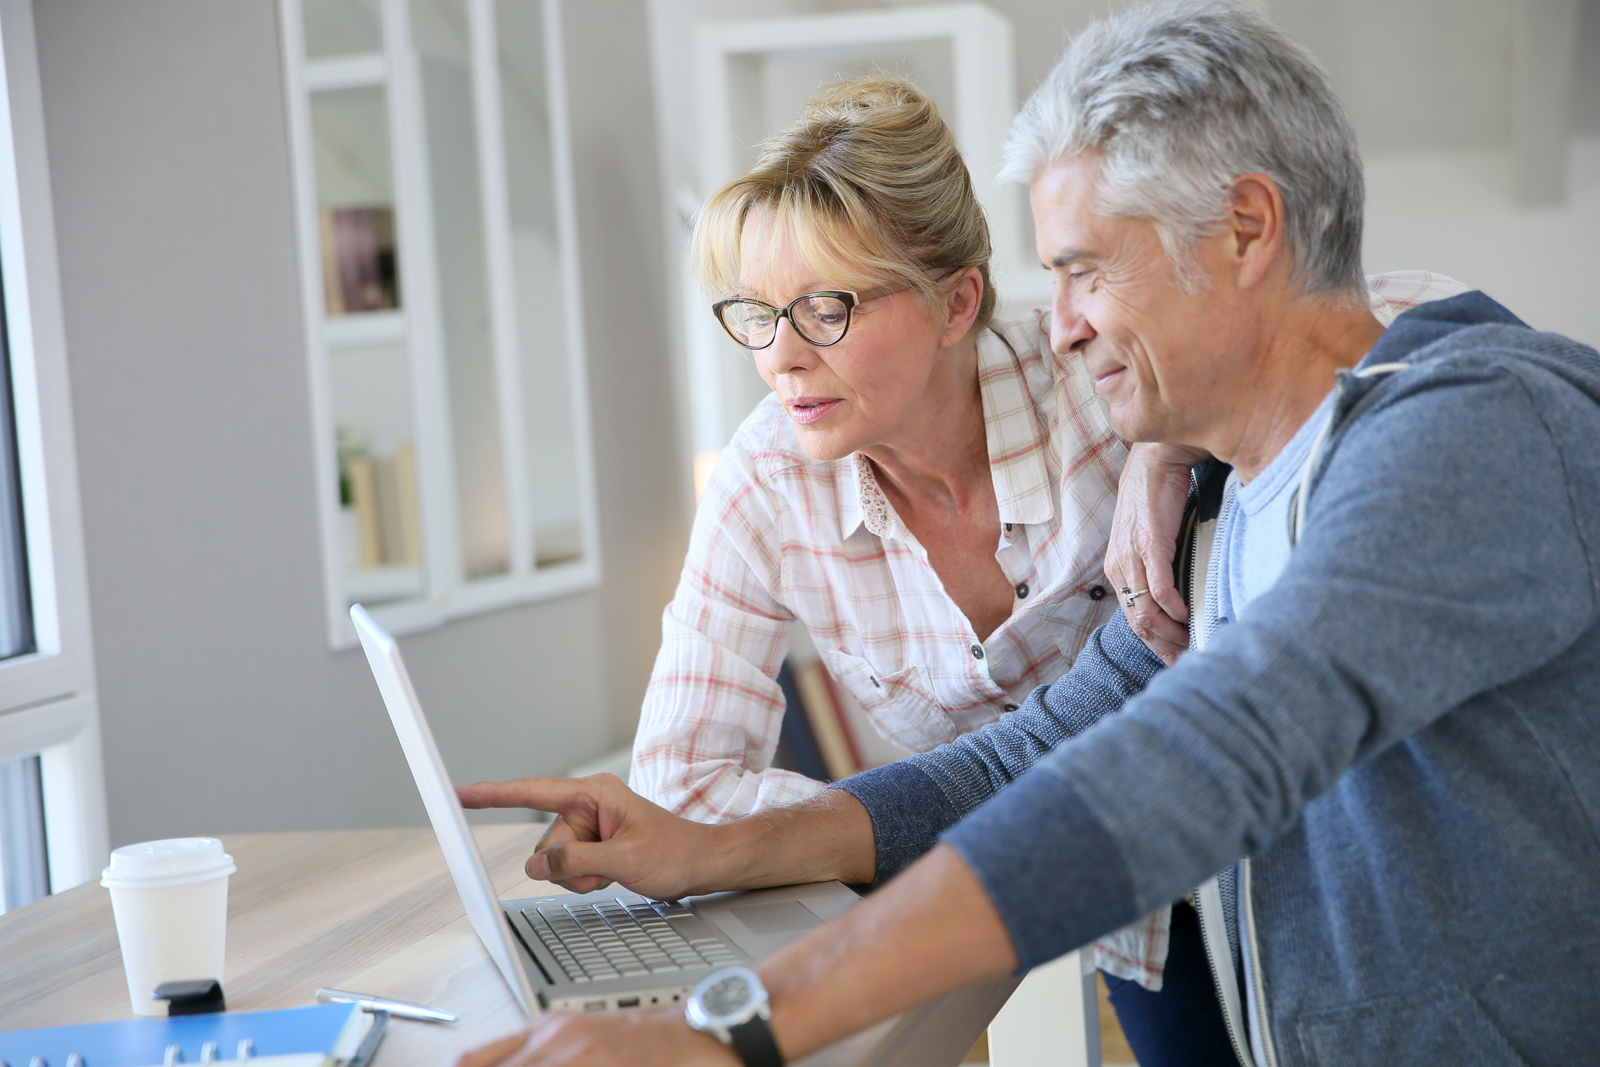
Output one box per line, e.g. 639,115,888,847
1003,1,1364,296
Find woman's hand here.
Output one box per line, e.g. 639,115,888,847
455,1011,737,1067
457,773,724,899
1104,442,1209,665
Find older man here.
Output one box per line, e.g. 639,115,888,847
458,3,1600,1065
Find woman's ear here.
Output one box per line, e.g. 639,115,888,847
938,267,984,348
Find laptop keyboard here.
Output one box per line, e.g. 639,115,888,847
524,898,743,983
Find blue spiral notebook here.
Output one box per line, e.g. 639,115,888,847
0,1002,377,1067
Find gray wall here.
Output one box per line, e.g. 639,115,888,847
33,0,684,846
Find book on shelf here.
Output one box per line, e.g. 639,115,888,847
774,657,864,782
348,455,384,568
319,206,399,316
347,441,422,570
391,442,422,564
775,660,829,782
791,658,864,781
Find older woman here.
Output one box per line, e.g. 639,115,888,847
630,75,1125,821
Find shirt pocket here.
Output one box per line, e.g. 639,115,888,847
821,651,960,753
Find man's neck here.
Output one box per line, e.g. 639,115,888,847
1207,297,1387,483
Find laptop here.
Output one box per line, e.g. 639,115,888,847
350,604,861,1016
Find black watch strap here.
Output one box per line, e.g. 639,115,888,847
727,1013,784,1067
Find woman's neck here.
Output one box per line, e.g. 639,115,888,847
858,333,991,514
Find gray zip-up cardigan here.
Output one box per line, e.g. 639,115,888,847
836,293,1600,1066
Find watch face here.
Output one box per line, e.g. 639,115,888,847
702,973,752,1018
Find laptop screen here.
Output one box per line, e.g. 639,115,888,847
350,604,541,1017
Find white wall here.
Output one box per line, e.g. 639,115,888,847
32,0,685,846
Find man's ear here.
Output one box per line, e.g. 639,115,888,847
1226,173,1287,290
939,267,985,348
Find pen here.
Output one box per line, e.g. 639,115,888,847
316,987,459,1024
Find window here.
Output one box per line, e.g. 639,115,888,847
0,255,32,662
0,0,109,910
0,754,47,910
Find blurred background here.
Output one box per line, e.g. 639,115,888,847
0,0,1593,915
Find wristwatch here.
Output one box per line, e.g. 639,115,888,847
684,966,784,1067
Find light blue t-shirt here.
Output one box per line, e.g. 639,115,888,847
1204,388,1335,1066
1209,390,1336,631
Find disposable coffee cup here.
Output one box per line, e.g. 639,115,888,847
101,837,235,1015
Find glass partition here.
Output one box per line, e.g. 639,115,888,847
413,0,510,581
310,85,425,604
284,0,599,647
303,0,383,58
497,0,583,568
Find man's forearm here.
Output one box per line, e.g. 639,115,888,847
757,844,1017,1060
711,787,877,890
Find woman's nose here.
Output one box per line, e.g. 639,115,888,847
762,317,819,374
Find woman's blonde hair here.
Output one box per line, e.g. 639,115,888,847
692,75,997,333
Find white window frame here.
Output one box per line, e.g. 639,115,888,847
280,0,602,651
0,0,110,893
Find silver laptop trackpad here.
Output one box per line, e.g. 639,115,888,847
727,900,823,935
692,881,859,961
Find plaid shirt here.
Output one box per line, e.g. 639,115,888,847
632,311,1125,818
631,272,1467,988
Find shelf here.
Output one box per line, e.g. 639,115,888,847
324,309,405,348
344,564,424,605
305,52,385,93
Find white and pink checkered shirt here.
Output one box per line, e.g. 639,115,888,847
631,310,1126,819
631,271,1468,990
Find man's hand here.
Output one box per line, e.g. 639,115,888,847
455,1010,737,1067
459,774,727,898
458,773,877,899
1104,442,1208,665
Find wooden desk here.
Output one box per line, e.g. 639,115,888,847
0,828,1015,1066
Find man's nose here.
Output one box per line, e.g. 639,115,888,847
1049,280,1095,355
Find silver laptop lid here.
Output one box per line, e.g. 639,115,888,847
350,604,540,1018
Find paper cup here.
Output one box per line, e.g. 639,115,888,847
102,838,235,1015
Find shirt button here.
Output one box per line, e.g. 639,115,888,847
1088,584,1107,601
1003,703,1019,713
1015,583,1029,599
1003,523,1013,533
970,645,985,660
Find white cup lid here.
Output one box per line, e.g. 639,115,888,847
101,838,236,889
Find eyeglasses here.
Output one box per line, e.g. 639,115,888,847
711,290,867,350
712,270,962,351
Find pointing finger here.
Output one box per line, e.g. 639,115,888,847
457,777,595,814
